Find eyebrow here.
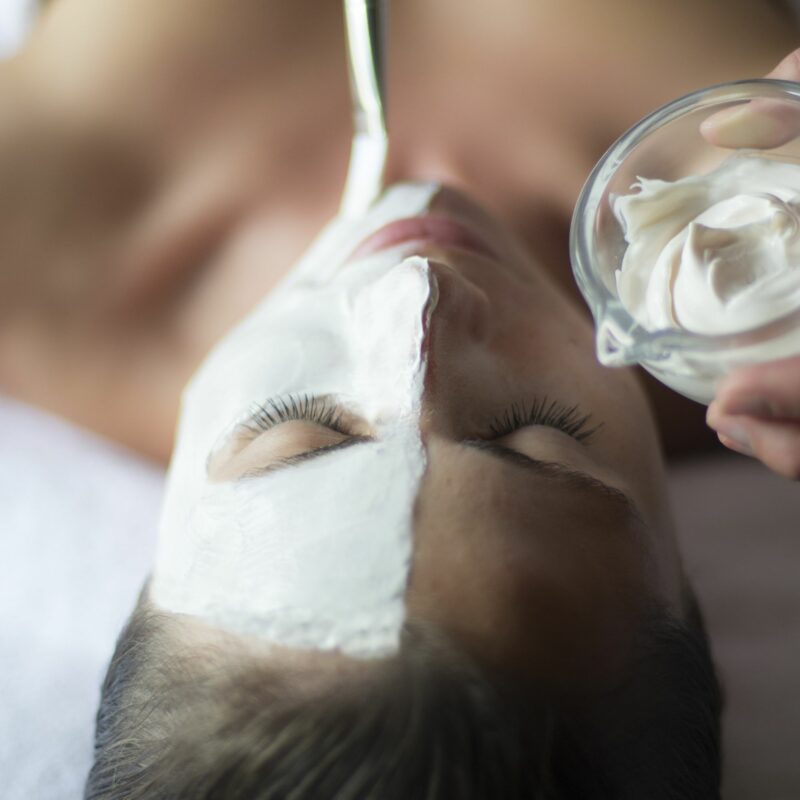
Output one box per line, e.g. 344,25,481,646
462,439,645,525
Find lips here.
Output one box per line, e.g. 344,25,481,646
349,215,498,261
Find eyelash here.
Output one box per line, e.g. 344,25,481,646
244,393,350,436
242,393,599,444
487,397,601,443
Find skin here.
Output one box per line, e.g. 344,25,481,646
0,0,795,461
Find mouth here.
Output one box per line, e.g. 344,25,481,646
348,215,499,261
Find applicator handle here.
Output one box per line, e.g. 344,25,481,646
340,0,389,217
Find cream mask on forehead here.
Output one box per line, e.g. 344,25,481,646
151,183,441,657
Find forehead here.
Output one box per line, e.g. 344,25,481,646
157,435,425,656
407,437,652,686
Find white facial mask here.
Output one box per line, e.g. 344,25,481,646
151,183,441,657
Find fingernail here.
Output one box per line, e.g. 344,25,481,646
715,422,754,456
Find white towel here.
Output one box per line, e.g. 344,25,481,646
0,395,163,800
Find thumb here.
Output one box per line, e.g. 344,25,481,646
707,356,800,480
700,48,800,149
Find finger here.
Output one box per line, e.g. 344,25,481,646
700,48,800,149
711,355,800,420
712,414,800,481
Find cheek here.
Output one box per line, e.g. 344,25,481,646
497,312,599,405
494,272,597,366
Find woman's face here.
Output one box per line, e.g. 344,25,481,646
151,182,684,689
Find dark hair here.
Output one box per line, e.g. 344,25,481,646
85,592,721,800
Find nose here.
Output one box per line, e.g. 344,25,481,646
419,260,496,441
426,259,492,343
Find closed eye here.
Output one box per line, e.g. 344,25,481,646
477,397,609,485
486,397,601,444
207,394,372,482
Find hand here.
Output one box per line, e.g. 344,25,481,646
700,51,800,480
707,356,800,480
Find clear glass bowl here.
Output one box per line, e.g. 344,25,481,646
571,79,800,404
